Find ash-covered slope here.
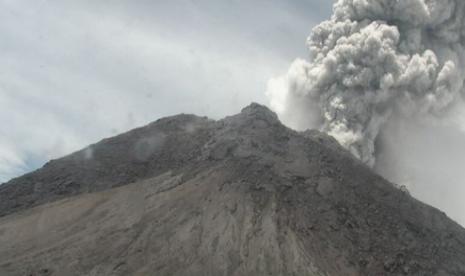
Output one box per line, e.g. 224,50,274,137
1,103,465,276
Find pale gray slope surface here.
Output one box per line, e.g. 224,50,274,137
0,103,465,275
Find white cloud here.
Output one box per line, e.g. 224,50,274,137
0,0,334,182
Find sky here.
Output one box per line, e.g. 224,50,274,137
0,0,334,183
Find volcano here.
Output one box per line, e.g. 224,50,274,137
1,103,464,276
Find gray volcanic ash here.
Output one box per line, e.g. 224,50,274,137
268,0,465,166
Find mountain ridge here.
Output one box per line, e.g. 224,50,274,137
1,103,465,275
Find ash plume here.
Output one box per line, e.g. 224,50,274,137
267,0,465,166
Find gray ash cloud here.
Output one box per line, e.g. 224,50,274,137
268,0,465,166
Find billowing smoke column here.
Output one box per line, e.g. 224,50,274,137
268,0,465,166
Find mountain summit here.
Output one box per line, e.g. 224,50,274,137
1,103,465,275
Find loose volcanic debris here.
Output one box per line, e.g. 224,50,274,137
0,103,465,275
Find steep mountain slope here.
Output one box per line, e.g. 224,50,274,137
1,103,465,276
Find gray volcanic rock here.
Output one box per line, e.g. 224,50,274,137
1,103,465,275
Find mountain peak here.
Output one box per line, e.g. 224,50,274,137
1,103,465,275
240,102,278,121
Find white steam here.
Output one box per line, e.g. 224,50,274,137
267,0,465,166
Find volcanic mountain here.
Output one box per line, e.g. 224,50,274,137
1,103,465,276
